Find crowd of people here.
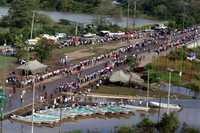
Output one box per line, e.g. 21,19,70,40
5,25,200,111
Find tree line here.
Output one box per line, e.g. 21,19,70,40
125,0,200,28
0,0,102,13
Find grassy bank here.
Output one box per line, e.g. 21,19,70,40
94,85,191,99
145,48,200,92
0,55,16,81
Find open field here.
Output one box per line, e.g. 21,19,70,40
147,48,200,91
64,49,95,61
0,56,17,81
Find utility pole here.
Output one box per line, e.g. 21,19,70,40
133,0,137,28
157,95,162,132
75,23,78,46
167,71,172,114
180,2,187,81
31,78,36,133
59,102,63,133
126,0,130,31
182,3,186,30
30,12,35,40
75,23,78,37
146,70,150,108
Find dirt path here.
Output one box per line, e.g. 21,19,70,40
65,49,95,61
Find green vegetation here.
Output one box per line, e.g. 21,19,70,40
14,36,29,60
0,0,120,15
7,0,35,28
136,118,157,133
0,0,123,41
181,123,200,133
0,55,16,80
0,55,16,69
136,0,200,28
142,69,181,85
35,39,54,62
145,48,200,92
159,113,180,133
2,0,200,27
1,0,200,28
0,0,123,64
125,55,137,71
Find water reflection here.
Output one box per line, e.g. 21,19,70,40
4,109,200,133
160,84,200,98
3,99,200,133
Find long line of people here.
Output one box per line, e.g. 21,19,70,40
58,32,140,48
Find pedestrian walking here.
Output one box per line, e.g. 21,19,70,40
13,86,16,94
43,85,46,91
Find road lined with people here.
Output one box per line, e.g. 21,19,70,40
4,26,200,115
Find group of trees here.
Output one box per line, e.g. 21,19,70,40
136,0,200,28
0,0,73,62
0,0,102,13
125,55,137,71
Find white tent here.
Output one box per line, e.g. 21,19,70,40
17,60,47,75
110,70,130,83
83,33,96,38
109,70,144,84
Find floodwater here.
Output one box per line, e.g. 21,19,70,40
3,99,200,133
0,7,158,27
160,84,200,98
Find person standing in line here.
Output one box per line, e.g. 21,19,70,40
43,85,46,91
20,94,23,104
13,86,16,94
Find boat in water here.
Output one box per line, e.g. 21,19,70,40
149,101,181,110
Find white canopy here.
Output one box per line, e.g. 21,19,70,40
110,70,130,83
17,60,47,75
83,33,96,38
109,70,144,84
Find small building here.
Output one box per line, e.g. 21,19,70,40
16,60,47,75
